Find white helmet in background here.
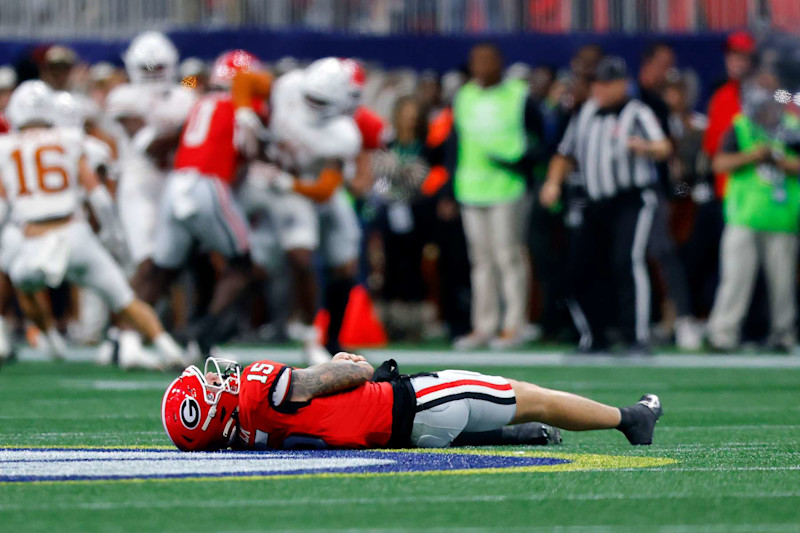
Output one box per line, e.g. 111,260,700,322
124,31,179,85
301,57,365,122
52,91,85,128
6,80,54,129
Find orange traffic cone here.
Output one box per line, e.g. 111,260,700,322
340,285,388,348
312,309,330,345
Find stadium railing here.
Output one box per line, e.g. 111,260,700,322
0,0,795,39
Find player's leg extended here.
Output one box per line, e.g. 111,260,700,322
15,289,66,360
325,262,356,354
410,370,661,447
508,379,661,445
507,379,620,429
287,248,318,325
131,259,180,307
320,192,361,354
70,221,185,367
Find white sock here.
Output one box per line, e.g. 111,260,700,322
154,333,185,366
46,327,67,360
0,316,10,359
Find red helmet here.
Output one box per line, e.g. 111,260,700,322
340,58,365,113
209,49,262,89
161,357,241,451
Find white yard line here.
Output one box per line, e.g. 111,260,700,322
12,346,800,369
2,491,800,513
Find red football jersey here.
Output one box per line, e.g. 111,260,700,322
353,106,384,150
237,360,395,450
0,113,9,134
174,93,239,184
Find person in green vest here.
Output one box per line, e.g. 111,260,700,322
707,85,800,352
449,42,547,350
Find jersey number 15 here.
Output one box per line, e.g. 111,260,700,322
247,362,275,383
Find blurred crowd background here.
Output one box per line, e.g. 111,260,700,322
1,0,800,356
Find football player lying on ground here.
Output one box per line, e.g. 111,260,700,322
162,353,662,451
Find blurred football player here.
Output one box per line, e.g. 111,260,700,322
100,32,198,362
132,49,269,356
0,81,186,368
112,31,197,272
162,354,661,451
240,57,363,364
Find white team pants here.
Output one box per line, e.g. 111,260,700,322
410,370,517,448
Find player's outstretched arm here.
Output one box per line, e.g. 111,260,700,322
290,358,374,402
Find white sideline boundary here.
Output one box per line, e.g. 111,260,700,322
10,345,800,369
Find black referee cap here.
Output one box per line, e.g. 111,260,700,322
596,56,627,81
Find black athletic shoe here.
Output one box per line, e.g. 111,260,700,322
451,422,563,447
619,394,662,445
501,422,563,446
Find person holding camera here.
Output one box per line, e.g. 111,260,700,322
707,85,800,352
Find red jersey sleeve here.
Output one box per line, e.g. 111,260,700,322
354,106,385,150
241,360,295,410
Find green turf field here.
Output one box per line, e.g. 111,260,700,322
1,356,799,532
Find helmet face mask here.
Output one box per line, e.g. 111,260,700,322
161,357,241,451
301,57,365,123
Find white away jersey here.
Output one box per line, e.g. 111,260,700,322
267,69,361,180
0,127,87,223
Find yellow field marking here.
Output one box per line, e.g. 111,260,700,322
0,446,677,486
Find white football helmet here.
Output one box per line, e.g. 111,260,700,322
52,91,85,128
123,31,179,85
301,57,365,122
6,80,54,129
105,84,148,120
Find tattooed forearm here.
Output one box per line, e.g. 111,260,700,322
290,362,374,402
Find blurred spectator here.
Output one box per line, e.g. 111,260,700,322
505,62,531,82
707,85,800,352
87,61,122,109
635,42,702,349
450,43,544,350
664,72,720,317
530,65,555,102
40,45,77,91
417,69,442,117
703,30,756,197
376,96,438,340
570,44,604,80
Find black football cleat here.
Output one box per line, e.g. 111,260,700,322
501,422,563,446
620,394,662,445
451,422,563,447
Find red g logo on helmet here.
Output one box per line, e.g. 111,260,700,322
179,397,201,429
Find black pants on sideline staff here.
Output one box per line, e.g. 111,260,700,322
566,189,658,350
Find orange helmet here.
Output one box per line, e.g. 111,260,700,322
209,49,262,89
161,357,241,451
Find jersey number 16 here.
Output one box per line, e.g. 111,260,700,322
11,145,69,196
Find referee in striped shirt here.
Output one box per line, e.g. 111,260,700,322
540,56,672,354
